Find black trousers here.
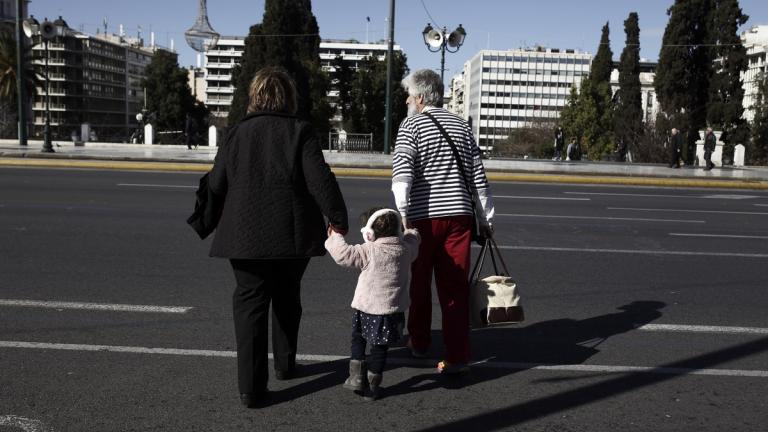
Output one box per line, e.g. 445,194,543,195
230,258,310,394
704,150,714,168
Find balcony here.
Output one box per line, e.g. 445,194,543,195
206,86,234,94
206,74,232,81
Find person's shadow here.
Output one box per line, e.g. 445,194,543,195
383,300,666,397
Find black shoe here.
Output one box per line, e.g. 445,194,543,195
275,366,297,381
240,390,268,408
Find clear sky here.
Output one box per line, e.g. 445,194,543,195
29,0,768,85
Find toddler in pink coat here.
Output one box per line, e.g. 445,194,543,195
325,207,420,400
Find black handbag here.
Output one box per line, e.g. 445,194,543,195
422,111,486,245
187,172,225,239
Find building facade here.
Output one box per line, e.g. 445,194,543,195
29,25,174,141
463,47,592,151
741,25,768,123
200,38,401,126
203,36,243,122
319,39,401,128
609,60,660,124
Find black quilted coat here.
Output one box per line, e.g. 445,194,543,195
208,111,348,258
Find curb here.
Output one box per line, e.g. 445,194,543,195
2,157,768,190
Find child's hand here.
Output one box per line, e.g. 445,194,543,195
327,225,334,237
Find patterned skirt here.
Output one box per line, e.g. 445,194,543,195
351,309,405,346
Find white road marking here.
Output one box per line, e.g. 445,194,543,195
565,192,762,200
495,195,590,201
0,416,53,432
496,213,705,224
755,204,768,207
2,341,767,379
702,194,761,200
638,324,768,335
117,183,195,189
566,191,696,199
608,207,768,216
0,299,193,314
492,245,768,258
669,233,768,240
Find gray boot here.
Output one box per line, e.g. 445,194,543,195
342,359,367,392
364,371,382,401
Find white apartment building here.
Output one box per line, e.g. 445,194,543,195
609,60,660,123
204,36,244,121
741,25,768,122
447,71,465,118
463,47,592,151
200,38,401,125
319,39,402,127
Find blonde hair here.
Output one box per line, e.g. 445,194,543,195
247,67,298,114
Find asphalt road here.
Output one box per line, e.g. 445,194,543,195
1,166,768,432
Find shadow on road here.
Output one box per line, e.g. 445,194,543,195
383,300,666,398
413,334,768,432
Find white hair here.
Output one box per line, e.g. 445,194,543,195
401,69,444,107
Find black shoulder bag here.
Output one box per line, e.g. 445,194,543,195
422,111,486,246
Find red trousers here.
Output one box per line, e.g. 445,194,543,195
408,215,472,364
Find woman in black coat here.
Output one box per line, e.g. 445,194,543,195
208,67,348,407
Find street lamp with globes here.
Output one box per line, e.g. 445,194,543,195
23,15,68,153
421,23,466,84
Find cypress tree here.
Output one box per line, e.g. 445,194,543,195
614,12,643,161
655,0,715,163
750,73,768,164
707,0,749,164
588,22,615,159
142,51,196,135
591,22,614,85
331,55,354,127
228,0,331,135
348,52,409,151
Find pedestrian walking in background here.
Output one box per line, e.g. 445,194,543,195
325,207,420,400
704,127,716,171
393,69,495,374
566,138,578,161
553,127,565,161
207,67,348,408
668,127,682,168
185,113,198,150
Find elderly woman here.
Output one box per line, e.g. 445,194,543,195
392,69,495,374
208,67,348,407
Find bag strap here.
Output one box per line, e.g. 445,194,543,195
487,238,510,276
470,239,490,286
422,111,475,203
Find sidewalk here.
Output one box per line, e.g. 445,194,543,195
2,140,768,189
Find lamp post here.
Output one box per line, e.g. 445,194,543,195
23,15,68,153
421,23,466,84
15,0,27,146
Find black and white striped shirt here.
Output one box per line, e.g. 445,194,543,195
392,107,493,222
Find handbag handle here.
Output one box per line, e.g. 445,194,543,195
487,238,511,276
470,239,490,287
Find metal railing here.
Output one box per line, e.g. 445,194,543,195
328,132,374,152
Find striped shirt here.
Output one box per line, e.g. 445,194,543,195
392,107,494,222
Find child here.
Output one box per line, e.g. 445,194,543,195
325,207,420,400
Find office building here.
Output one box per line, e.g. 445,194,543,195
463,47,592,151
320,39,401,127
201,38,401,126
28,24,174,141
